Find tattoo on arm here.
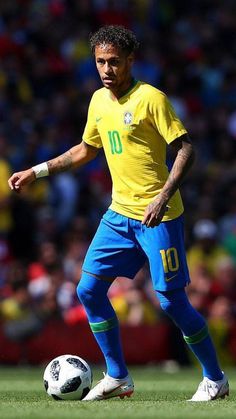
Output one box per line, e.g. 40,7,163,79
46,142,99,174
161,136,194,202
47,150,73,174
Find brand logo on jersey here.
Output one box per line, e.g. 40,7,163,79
124,111,133,125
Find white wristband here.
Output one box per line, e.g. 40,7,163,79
32,162,49,178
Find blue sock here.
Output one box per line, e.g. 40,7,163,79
77,272,128,379
156,288,223,381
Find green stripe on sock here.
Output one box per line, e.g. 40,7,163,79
89,317,118,333
183,326,209,345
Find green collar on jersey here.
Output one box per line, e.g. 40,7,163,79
119,78,139,99
108,78,139,102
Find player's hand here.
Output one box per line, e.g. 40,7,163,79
142,196,168,228
8,168,36,193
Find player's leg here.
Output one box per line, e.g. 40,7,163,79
156,288,229,401
77,272,134,401
77,210,146,400
77,272,127,379
136,215,229,401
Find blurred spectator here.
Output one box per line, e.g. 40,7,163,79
219,186,236,264
209,257,236,304
48,172,79,232
0,261,43,341
0,135,13,236
109,270,158,326
27,240,60,301
208,296,235,366
187,219,229,281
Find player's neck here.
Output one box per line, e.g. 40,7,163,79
110,77,135,100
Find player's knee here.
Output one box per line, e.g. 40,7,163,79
77,271,112,310
156,289,206,334
156,290,180,318
159,300,174,317
76,283,94,307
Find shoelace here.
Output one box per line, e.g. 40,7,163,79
198,379,217,396
92,373,108,392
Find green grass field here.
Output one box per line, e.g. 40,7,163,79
0,366,235,419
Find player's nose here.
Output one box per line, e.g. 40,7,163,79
104,62,112,74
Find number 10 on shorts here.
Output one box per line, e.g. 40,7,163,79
160,247,179,273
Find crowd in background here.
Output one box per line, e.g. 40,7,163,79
0,0,236,365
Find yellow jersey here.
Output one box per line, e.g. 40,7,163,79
83,80,187,221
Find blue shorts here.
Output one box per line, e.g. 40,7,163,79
82,209,190,291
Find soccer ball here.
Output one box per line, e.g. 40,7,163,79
43,354,92,400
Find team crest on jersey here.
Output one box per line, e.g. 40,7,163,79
124,111,133,125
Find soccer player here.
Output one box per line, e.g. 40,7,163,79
8,25,229,402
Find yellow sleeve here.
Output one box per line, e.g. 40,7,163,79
82,93,103,149
150,92,187,144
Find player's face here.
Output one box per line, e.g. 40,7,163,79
95,44,134,97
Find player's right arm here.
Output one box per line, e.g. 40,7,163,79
8,141,99,192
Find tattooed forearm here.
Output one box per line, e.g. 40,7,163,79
45,142,99,175
160,137,195,202
47,150,73,174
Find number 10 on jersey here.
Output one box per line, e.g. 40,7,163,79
108,131,123,154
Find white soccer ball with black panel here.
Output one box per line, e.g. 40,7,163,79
43,354,92,400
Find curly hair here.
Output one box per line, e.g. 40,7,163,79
90,25,139,55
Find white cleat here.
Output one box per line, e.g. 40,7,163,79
188,372,229,402
82,373,134,401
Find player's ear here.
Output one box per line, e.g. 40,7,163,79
127,52,134,67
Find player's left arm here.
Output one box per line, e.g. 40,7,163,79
142,133,194,227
